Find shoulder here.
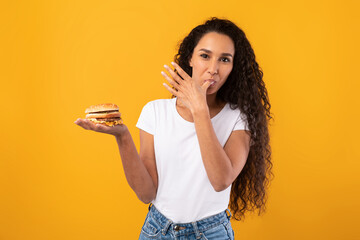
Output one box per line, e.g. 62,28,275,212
143,98,174,108
222,102,242,117
223,103,248,125
140,98,174,115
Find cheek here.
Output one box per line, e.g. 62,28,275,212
191,64,207,81
227,65,233,74
221,66,233,79
193,60,207,72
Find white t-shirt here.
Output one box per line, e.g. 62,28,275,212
136,97,249,223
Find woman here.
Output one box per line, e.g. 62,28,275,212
75,17,273,240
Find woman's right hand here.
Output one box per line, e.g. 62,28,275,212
74,118,128,138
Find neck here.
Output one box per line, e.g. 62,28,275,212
206,93,222,109
175,93,224,110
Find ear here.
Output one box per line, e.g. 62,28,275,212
189,59,193,67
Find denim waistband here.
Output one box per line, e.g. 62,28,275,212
147,203,232,238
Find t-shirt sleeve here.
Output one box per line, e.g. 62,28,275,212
233,113,249,131
136,101,155,135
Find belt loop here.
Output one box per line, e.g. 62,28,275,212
162,219,172,236
191,222,202,239
148,203,153,211
225,208,232,220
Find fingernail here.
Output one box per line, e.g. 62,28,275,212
171,62,175,66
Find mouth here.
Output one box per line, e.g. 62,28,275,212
204,79,217,86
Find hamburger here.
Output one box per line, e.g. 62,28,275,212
85,103,123,127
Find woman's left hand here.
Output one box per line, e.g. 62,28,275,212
161,62,212,114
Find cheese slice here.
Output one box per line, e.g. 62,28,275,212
88,118,123,126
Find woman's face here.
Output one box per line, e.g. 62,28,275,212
189,32,235,95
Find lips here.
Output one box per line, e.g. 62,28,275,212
204,79,216,86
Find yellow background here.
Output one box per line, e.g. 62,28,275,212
1,0,359,239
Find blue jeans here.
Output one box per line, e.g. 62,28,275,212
138,203,235,240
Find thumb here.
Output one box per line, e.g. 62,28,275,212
201,80,212,91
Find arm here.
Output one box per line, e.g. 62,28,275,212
192,109,251,192
74,118,156,204
115,128,157,204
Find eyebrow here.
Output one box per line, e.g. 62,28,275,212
198,48,233,58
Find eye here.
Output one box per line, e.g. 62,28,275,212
221,57,230,62
200,53,209,59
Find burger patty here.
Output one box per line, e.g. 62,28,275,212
89,110,119,114
95,117,121,121
86,112,121,119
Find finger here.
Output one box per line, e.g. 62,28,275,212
161,71,181,90
94,123,109,132
202,80,212,91
164,64,184,83
84,119,98,130
170,62,191,81
75,119,91,130
163,83,179,97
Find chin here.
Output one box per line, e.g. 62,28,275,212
206,88,218,95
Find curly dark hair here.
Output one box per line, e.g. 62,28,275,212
172,17,274,221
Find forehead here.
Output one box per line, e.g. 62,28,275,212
194,32,235,54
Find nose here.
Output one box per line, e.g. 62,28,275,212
207,59,219,76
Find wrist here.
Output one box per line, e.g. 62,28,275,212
114,126,130,141
191,106,210,119
190,100,208,113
